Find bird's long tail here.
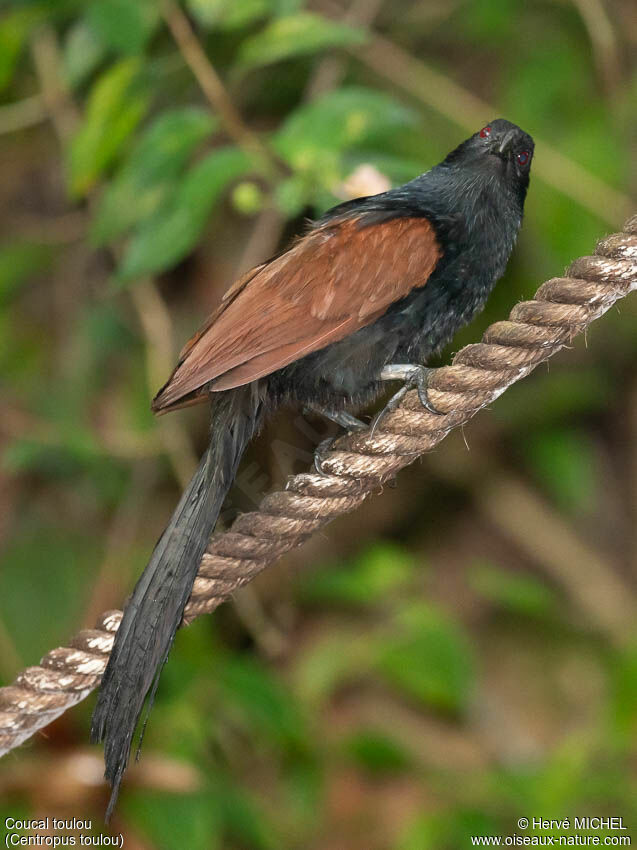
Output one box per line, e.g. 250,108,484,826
91,385,263,819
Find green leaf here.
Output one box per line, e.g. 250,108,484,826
493,367,612,427
0,528,92,665
291,629,373,706
215,781,277,850
237,12,365,72
0,243,52,305
523,428,597,512
0,9,43,91
459,0,517,43
186,0,270,30
272,87,417,211
274,86,418,170
2,435,96,476
92,107,216,245
68,58,149,196
124,789,223,850
274,173,320,217
117,146,251,281
503,37,591,135
400,811,500,850
187,0,302,27
301,543,414,607
269,0,304,13
375,603,474,713
610,645,637,740
86,0,159,55
63,19,108,88
469,562,557,617
215,654,306,750
345,729,412,776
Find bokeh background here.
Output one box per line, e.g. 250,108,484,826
1,0,637,847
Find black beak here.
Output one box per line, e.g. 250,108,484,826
497,128,517,156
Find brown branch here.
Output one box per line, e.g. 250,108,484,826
161,0,279,178
570,0,622,93
128,281,199,488
424,438,636,644
0,216,635,758
478,474,635,644
30,27,80,139
0,96,47,136
303,0,385,99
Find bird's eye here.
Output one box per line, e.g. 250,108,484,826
479,126,491,139
517,150,530,167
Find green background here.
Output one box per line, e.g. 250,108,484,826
0,0,636,846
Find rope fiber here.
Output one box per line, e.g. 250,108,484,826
1,217,636,757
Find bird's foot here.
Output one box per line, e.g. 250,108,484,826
371,364,444,435
314,437,336,475
380,364,444,415
308,407,367,475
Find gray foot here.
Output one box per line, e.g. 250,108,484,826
371,364,444,435
307,406,366,475
314,436,336,475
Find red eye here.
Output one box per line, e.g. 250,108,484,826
517,150,530,166
479,126,491,139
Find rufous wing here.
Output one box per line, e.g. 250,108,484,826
152,214,441,413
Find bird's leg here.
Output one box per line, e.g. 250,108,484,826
371,364,444,435
314,437,337,475
305,404,367,432
305,406,367,475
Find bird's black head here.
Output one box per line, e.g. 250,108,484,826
443,118,535,203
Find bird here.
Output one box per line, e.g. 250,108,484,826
91,118,534,816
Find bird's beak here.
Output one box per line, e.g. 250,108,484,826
497,129,517,156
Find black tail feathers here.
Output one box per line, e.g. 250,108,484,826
91,385,263,819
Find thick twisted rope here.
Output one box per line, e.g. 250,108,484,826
1,217,636,757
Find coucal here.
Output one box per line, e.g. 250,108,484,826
92,118,534,815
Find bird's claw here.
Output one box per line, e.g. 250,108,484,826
369,386,408,437
372,364,444,435
314,437,336,475
410,366,444,415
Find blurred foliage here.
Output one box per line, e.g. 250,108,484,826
0,0,636,847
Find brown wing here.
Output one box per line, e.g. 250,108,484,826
152,215,441,413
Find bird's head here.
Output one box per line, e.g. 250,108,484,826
443,118,535,200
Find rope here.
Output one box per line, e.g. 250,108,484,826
1,217,636,758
